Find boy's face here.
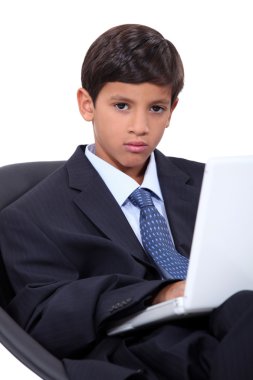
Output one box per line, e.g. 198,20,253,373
78,82,177,183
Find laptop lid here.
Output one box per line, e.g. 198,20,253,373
184,155,253,312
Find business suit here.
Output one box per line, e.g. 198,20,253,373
1,145,253,380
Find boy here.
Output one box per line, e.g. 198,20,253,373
1,24,253,380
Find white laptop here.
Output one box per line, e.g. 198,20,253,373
107,155,253,336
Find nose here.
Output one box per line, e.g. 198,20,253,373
128,110,149,136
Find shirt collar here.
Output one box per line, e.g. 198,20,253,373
85,144,163,206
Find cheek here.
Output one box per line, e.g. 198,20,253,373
93,123,118,148
152,128,167,147
152,123,167,139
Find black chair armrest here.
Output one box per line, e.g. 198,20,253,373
0,307,68,380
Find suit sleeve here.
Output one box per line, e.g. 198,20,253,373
0,206,168,358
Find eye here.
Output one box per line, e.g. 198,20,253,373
150,105,164,113
115,103,129,111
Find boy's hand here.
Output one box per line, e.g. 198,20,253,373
151,281,186,305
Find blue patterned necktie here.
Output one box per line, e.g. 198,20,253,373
129,188,189,279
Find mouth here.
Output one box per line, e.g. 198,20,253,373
124,141,148,153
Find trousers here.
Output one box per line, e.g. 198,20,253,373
64,291,253,380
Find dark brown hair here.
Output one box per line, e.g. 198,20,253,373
81,24,184,104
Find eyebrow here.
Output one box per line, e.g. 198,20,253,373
110,95,171,105
110,95,132,102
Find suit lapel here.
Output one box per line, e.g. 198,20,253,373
155,150,202,257
66,146,145,259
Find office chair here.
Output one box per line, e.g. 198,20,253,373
0,161,68,380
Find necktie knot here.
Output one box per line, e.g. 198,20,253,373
129,188,154,209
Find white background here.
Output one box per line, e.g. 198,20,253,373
0,344,40,379
0,0,252,168
0,0,252,377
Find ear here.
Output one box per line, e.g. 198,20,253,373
166,98,179,128
77,88,94,121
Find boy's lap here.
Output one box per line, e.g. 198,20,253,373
63,291,253,380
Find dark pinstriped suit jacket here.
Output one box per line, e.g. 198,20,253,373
0,145,204,377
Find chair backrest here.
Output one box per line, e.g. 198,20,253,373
0,161,68,380
0,161,65,210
